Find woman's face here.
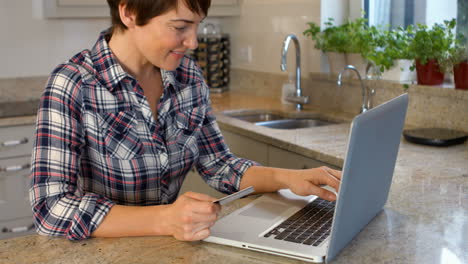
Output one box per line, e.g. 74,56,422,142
131,2,204,71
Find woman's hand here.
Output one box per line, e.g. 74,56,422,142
162,192,221,241
284,166,342,201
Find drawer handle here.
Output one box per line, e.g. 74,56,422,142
2,224,35,233
1,137,29,147
0,163,31,172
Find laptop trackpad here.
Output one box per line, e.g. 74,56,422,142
239,202,289,220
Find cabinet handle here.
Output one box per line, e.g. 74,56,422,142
1,137,29,147
0,163,31,172
2,224,35,233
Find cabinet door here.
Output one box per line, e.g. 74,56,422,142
179,168,224,198
220,129,268,165
43,0,239,18
212,0,239,5
0,156,32,222
42,0,109,18
209,0,240,16
268,146,340,170
58,0,106,6
0,124,35,159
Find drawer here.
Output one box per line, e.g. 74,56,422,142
0,216,35,240
0,156,32,222
221,129,268,165
0,124,35,159
268,146,340,170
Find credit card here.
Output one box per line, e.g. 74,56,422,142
213,186,255,206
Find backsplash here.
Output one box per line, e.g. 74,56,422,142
229,68,468,132
220,0,322,74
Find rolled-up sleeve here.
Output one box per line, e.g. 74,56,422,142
195,99,259,194
30,64,114,241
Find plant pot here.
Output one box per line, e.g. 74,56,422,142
327,52,347,75
453,61,468,90
415,59,444,85
381,59,416,82
345,53,367,77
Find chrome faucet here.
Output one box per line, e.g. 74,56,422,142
281,34,309,110
337,65,372,113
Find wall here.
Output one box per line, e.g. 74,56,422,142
0,0,109,78
1,1,340,78
220,0,322,75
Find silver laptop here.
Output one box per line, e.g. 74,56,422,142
204,93,409,263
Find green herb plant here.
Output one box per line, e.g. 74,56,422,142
407,19,457,72
364,26,413,72
303,18,348,53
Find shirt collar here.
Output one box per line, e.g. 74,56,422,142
90,29,129,92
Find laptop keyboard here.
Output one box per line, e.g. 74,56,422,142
263,198,335,246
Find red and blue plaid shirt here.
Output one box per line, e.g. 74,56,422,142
30,30,255,241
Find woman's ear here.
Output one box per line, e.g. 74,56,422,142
118,3,136,29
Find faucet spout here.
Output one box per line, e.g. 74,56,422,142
281,34,309,110
337,65,370,113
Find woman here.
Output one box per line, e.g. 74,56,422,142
30,0,341,242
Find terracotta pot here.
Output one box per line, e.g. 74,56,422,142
453,61,468,90
415,59,444,85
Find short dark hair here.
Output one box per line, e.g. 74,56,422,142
107,0,211,33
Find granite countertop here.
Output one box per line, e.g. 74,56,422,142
1,92,467,263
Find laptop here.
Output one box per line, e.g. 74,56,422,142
204,93,409,263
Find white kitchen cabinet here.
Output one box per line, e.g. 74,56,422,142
178,128,265,199
268,146,340,170
209,0,240,16
178,127,341,199
42,0,109,18
178,168,224,199
42,0,239,18
221,129,268,165
0,124,36,240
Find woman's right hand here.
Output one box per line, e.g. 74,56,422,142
163,192,221,241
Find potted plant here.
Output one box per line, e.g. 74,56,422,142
450,44,468,90
407,19,457,85
304,16,376,76
365,26,415,82
304,18,348,74
340,16,375,75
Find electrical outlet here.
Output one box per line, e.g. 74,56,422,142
239,45,252,63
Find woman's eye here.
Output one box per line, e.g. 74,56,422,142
174,26,187,32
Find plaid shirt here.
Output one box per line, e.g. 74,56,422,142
30,30,255,241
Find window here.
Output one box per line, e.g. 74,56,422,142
364,0,467,44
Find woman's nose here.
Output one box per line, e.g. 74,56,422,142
184,30,198,50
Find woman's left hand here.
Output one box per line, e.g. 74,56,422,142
284,166,342,201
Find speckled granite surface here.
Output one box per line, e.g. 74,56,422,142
0,76,46,119
1,91,467,264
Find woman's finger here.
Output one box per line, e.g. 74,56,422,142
183,191,218,202
321,166,342,179
192,227,211,241
306,182,337,201
319,167,341,191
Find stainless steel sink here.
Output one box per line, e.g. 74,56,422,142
222,109,338,129
229,113,285,123
255,119,334,129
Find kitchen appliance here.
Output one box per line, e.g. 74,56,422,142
403,128,468,147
